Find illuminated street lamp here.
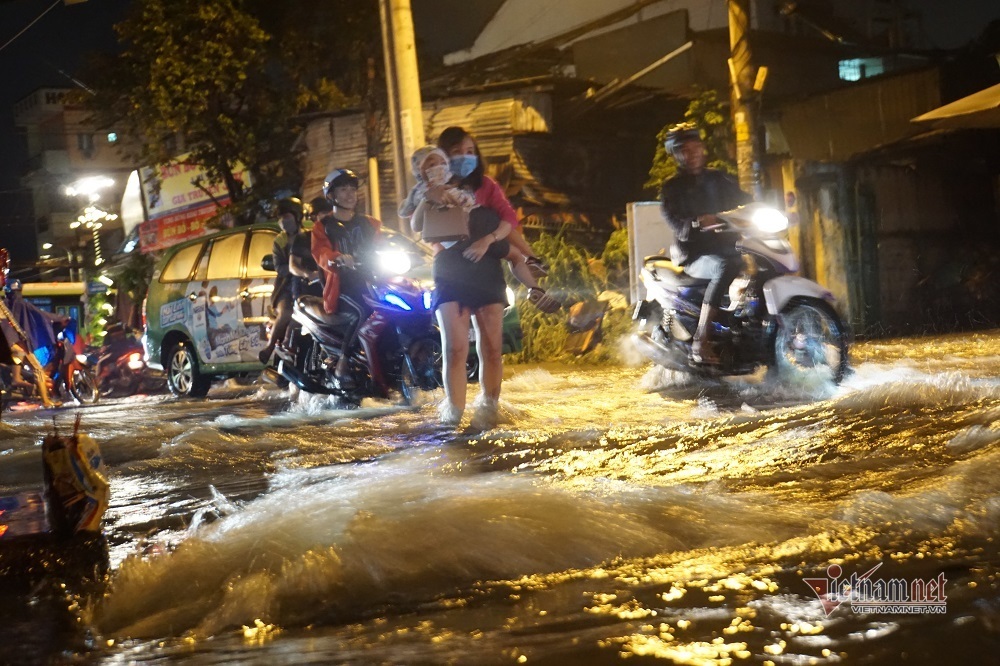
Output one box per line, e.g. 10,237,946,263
65,175,115,202
74,205,117,266
66,175,118,269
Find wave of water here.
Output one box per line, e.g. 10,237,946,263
5,333,1000,662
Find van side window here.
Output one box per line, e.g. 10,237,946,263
206,233,247,280
159,243,204,282
246,230,278,278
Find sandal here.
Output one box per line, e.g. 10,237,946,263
524,256,548,278
527,287,561,314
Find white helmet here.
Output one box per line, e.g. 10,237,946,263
322,169,360,199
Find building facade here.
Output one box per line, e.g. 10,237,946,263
13,87,133,273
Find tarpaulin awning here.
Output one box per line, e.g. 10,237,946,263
911,82,1000,129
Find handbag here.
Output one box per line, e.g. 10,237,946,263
414,200,470,243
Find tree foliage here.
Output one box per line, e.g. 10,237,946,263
108,251,155,304
107,250,156,329
81,0,381,220
645,88,736,192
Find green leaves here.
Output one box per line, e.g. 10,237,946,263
83,0,380,221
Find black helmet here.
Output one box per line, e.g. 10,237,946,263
323,169,360,199
664,122,702,156
276,197,303,222
309,196,333,218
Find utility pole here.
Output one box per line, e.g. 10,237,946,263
378,0,425,223
727,0,761,198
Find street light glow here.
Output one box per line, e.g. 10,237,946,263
65,175,114,198
42,242,53,250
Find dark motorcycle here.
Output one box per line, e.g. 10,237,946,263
97,327,166,398
263,251,442,405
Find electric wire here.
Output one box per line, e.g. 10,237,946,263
0,0,63,55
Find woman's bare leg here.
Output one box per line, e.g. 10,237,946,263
436,301,471,421
471,303,505,404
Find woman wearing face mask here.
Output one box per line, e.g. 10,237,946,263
436,127,546,274
405,135,510,427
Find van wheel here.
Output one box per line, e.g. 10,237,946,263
166,341,211,398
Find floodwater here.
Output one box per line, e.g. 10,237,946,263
1,330,999,665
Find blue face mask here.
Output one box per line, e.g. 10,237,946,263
449,154,478,179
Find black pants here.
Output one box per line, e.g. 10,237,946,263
337,277,368,361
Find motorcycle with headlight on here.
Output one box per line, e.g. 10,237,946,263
96,326,166,398
263,242,442,405
632,202,850,383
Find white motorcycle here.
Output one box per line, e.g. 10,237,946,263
632,202,850,383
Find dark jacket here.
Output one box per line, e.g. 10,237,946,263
659,169,750,265
270,232,291,307
270,231,318,307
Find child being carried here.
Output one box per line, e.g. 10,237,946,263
401,146,560,313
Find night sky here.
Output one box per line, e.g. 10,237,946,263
0,0,996,262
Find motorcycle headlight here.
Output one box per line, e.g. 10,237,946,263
752,207,788,234
126,352,144,370
75,354,89,365
377,249,412,275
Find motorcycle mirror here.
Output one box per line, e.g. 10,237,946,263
261,254,275,272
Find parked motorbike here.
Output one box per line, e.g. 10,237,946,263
263,247,442,405
54,320,100,404
97,327,166,398
564,299,607,356
11,320,100,405
632,202,850,383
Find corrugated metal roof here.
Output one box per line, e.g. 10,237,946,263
300,89,554,210
300,116,369,201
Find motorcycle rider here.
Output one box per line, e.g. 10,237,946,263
293,198,326,291
311,169,381,387
99,322,135,365
260,197,310,364
97,322,136,384
659,123,751,365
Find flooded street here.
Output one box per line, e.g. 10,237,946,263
2,330,1000,664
